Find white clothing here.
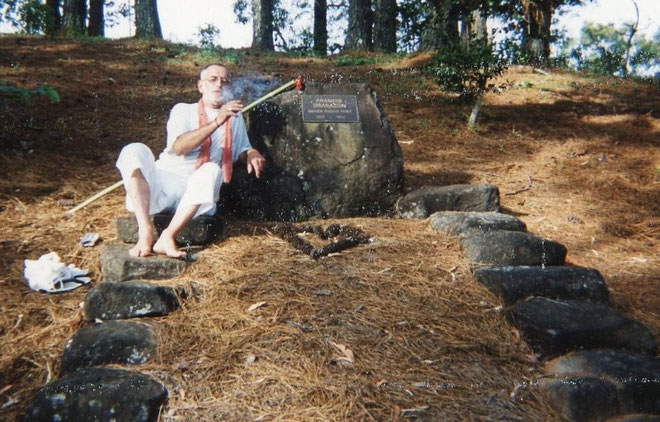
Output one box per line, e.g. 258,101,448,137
159,103,251,176
116,103,252,217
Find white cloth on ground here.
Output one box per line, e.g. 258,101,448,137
115,103,252,217
24,252,90,293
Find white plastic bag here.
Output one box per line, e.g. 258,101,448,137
24,252,90,293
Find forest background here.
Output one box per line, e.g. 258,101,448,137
1,1,658,421
1,0,659,80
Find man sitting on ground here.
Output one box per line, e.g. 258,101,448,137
116,64,266,258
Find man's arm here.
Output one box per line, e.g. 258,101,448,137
171,100,243,156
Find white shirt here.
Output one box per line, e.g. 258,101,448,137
156,102,252,176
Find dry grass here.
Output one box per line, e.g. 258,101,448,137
0,37,658,421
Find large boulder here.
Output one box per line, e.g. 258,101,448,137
220,83,403,221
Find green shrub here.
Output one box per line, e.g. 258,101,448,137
0,80,60,103
430,41,507,102
197,23,220,49
334,55,376,67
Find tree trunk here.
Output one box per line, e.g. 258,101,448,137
252,0,274,50
135,0,163,39
460,9,487,53
522,0,552,65
88,0,105,37
622,0,639,76
345,0,372,51
45,0,61,35
62,0,86,34
373,0,397,52
420,0,459,51
313,0,328,55
468,91,483,129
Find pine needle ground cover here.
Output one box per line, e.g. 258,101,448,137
0,37,657,421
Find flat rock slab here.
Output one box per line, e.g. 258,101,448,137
396,184,500,219
541,349,660,420
605,416,660,422
538,376,619,422
461,230,567,266
23,367,167,422
84,281,180,320
429,211,527,236
116,213,223,246
473,266,610,305
508,298,657,359
100,243,189,282
60,320,157,375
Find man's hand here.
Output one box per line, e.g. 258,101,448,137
215,100,244,127
246,148,266,178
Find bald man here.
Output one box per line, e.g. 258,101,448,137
116,64,266,258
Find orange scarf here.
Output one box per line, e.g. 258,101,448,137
195,98,232,183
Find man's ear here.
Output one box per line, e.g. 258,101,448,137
197,80,204,93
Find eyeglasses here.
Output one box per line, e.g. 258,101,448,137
202,76,231,85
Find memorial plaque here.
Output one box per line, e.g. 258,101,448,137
302,95,360,123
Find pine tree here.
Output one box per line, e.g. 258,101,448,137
419,0,459,51
374,0,397,52
62,0,86,34
45,0,61,34
252,0,274,50
88,0,104,36
313,0,328,55
135,0,162,39
345,0,372,50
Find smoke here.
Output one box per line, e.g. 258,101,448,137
221,74,283,104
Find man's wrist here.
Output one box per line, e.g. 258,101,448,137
241,149,254,162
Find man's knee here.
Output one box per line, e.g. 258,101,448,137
118,142,152,161
119,142,151,155
117,143,155,180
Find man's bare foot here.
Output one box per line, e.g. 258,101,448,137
153,229,186,259
129,229,154,257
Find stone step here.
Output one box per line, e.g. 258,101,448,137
24,367,167,422
540,376,618,422
605,415,660,422
84,281,180,321
429,211,527,236
540,349,660,421
100,243,189,282
116,213,223,246
396,184,500,219
473,266,610,305
60,320,157,375
461,230,567,266
507,298,657,359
